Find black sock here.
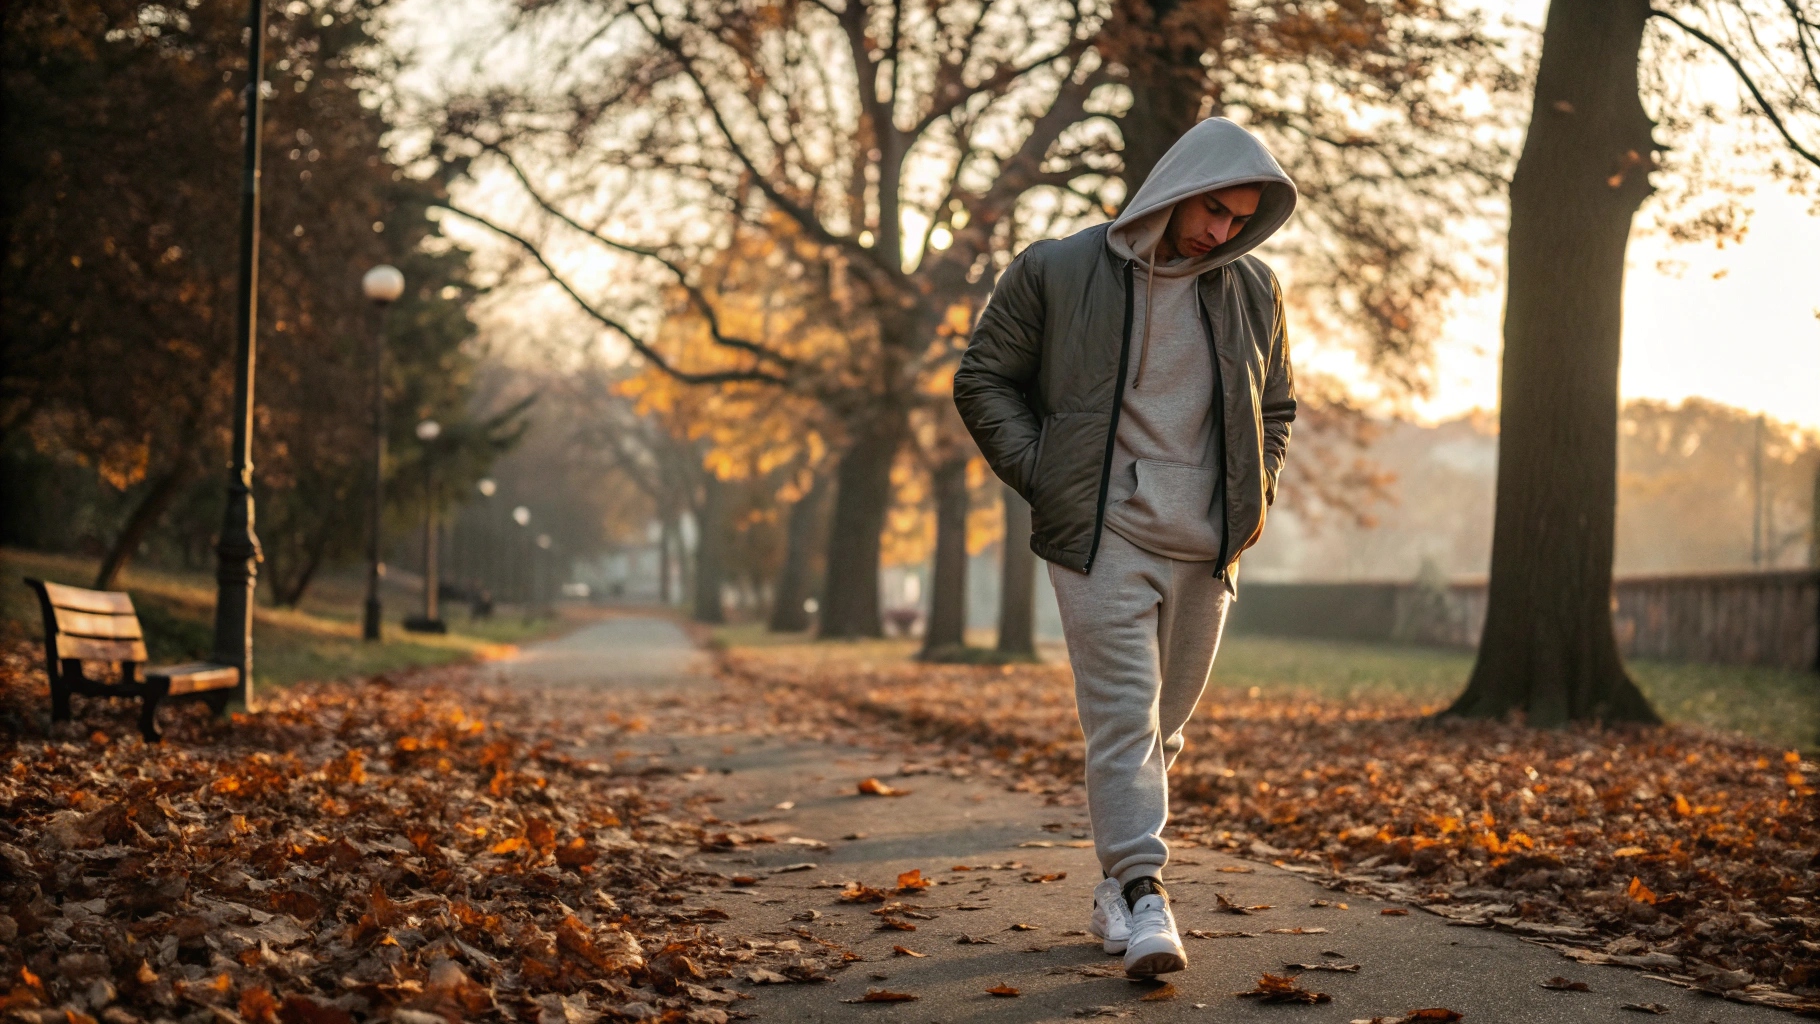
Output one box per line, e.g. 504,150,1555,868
1122,876,1166,908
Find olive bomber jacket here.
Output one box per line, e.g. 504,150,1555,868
952,223,1296,585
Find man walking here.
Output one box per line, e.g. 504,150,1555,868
953,118,1297,977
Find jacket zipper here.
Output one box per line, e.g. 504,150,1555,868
1083,258,1137,573
1201,299,1232,584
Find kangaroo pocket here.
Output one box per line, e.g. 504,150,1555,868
1103,459,1224,561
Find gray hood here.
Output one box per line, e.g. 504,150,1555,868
1107,118,1297,278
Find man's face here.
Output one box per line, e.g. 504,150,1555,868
1160,183,1264,261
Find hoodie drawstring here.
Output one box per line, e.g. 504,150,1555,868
1130,235,1159,389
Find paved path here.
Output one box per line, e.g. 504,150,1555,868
492,615,1781,1024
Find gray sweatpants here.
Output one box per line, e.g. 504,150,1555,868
1048,528,1231,885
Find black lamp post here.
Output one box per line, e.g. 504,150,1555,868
360,264,404,641
512,505,531,605
473,478,496,615
209,0,268,709
405,418,447,633
535,532,553,611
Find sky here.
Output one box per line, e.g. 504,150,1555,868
1404,179,1820,431
391,0,1820,431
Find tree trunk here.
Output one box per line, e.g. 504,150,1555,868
94,461,193,590
1107,0,1207,195
768,475,824,632
996,483,1038,659
1447,0,1660,726
693,476,728,623
920,456,971,656
819,414,905,639
273,526,331,608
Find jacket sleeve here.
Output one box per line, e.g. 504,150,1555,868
1260,270,1295,505
953,248,1046,499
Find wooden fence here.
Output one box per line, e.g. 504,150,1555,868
1228,569,1820,670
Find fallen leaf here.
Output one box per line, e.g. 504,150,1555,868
1264,927,1329,935
1237,973,1330,1005
1380,907,1409,916
876,917,916,931
839,883,892,903
841,989,918,1003
1022,871,1066,883
956,934,998,944
1287,962,1361,972
985,983,1020,997
1540,976,1590,992
891,946,927,958
1620,1003,1671,1014
896,869,932,891
1009,923,1037,931
857,778,909,797
1627,876,1658,905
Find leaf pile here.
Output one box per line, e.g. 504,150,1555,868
722,645,1820,1014
0,638,756,1024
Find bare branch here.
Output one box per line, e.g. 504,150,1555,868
1651,6,1820,169
479,143,800,373
434,201,788,387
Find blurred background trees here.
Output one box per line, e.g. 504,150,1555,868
1,0,524,606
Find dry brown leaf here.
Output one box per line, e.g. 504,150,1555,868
1237,973,1330,1004
857,778,908,797
985,983,1020,997
1540,976,1590,992
891,946,927,958
842,989,918,1003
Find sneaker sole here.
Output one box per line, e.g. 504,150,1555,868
1124,949,1187,977
1101,937,1128,955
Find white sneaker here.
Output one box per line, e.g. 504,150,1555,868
1123,883,1187,977
1087,877,1132,955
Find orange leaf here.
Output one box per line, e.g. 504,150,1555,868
896,869,932,891
1627,876,1658,905
858,777,908,797
985,983,1020,997
892,946,928,958
490,836,527,855
239,987,280,1024
526,817,556,854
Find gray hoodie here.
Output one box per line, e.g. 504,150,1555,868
1100,119,1296,562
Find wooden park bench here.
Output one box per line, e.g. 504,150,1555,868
24,578,239,741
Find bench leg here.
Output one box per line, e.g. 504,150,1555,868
50,678,72,725
138,681,169,743
204,692,232,717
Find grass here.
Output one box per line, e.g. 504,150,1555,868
2,547,569,695
712,624,1820,752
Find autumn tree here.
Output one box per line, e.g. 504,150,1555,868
1447,0,1820,724
425,0,1515,638
1,0,509,598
